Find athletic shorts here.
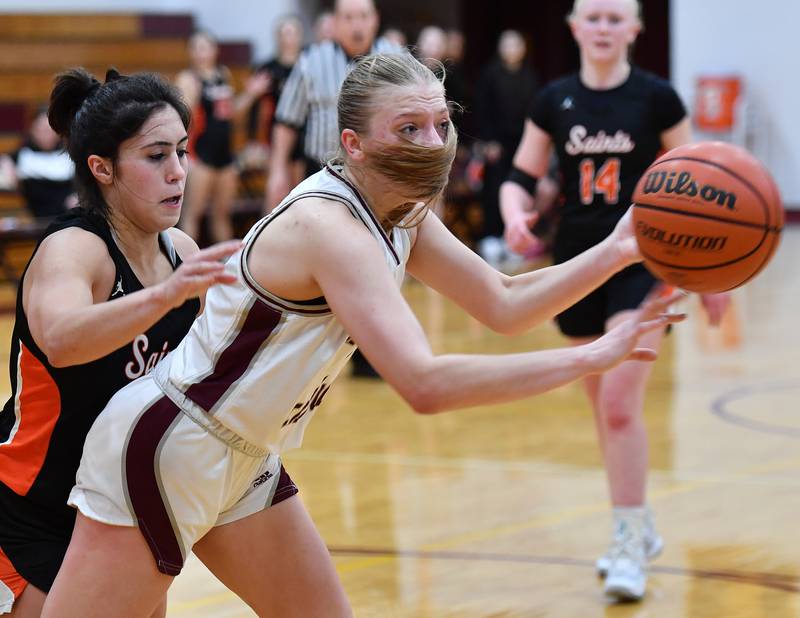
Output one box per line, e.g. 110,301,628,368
193,129,234,169
0,547,26,614
0,479,77,598
553,230,659,338
68,375,297,576
194,149,235,170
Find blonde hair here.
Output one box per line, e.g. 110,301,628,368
336,53,457,228
568,0,642,25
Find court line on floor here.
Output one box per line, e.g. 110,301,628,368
330,546,800,594
329,452,800,576
287,448,800,487
711,378,800,438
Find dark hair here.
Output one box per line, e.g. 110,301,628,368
48,68,191,220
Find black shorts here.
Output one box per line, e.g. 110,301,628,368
0,482,74,593
194,147,235,169
193,132,234,169
553,232,659,338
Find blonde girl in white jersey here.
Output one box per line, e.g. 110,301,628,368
43,53,685,617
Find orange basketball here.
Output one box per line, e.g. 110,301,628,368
632,142,784,293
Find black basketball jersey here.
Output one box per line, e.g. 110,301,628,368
248,58,293,141
529,67,686,239
189,69,235,167
0,208,200,535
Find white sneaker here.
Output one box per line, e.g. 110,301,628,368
596,529,663,577
599,508,656,601
596,507,662,577
604,537,647,601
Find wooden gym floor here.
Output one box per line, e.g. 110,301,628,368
1,228,798,617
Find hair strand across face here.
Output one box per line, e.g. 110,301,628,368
335,53,458,227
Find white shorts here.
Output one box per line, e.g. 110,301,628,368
68,375,297,576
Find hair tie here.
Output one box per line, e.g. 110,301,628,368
86,82,101,98
75,81,102,122
104,68,124,83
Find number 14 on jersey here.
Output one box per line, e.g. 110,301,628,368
580,157,621,205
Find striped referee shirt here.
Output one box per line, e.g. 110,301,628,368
275,38,400,164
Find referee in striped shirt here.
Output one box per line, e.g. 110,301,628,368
266,0,399,211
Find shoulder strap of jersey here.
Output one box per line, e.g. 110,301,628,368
158,231,180,269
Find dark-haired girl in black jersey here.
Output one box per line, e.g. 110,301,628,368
0,68,239,617
500,0,730,602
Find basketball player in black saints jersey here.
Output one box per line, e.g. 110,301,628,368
0,69,239,617
500,0,730,602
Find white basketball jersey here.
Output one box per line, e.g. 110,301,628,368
156,164,411,454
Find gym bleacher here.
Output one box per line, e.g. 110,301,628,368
0,12,261,295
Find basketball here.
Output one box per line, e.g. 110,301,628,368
632,142,784,293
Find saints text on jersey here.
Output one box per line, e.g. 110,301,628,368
565,125,635,156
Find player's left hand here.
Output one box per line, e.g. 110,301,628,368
700,292,731,327
608,207,642,266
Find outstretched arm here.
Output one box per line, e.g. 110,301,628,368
407,208,639,335
272,201,683,414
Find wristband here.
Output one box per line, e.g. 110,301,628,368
507,167,539,196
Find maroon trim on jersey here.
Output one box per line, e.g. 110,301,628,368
184,300,282,412
324,164,401,265
124,396,184,576
240,198,332,315
243,290,328,315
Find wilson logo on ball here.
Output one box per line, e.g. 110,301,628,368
641,170,737,211
636,221,728,252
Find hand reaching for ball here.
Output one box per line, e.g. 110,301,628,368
608,207,643,267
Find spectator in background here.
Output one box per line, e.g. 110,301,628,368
474,30,543,268
0,106,76,219
314,11,335,43
176,30,269,243
382,27,408,49
415,26,448,67
416,26,468,122
446,29,465,65
444,28,470,135
247,16,307,189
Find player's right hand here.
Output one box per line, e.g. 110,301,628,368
504,210,543,255
158,240,242,308
584,288,686,372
